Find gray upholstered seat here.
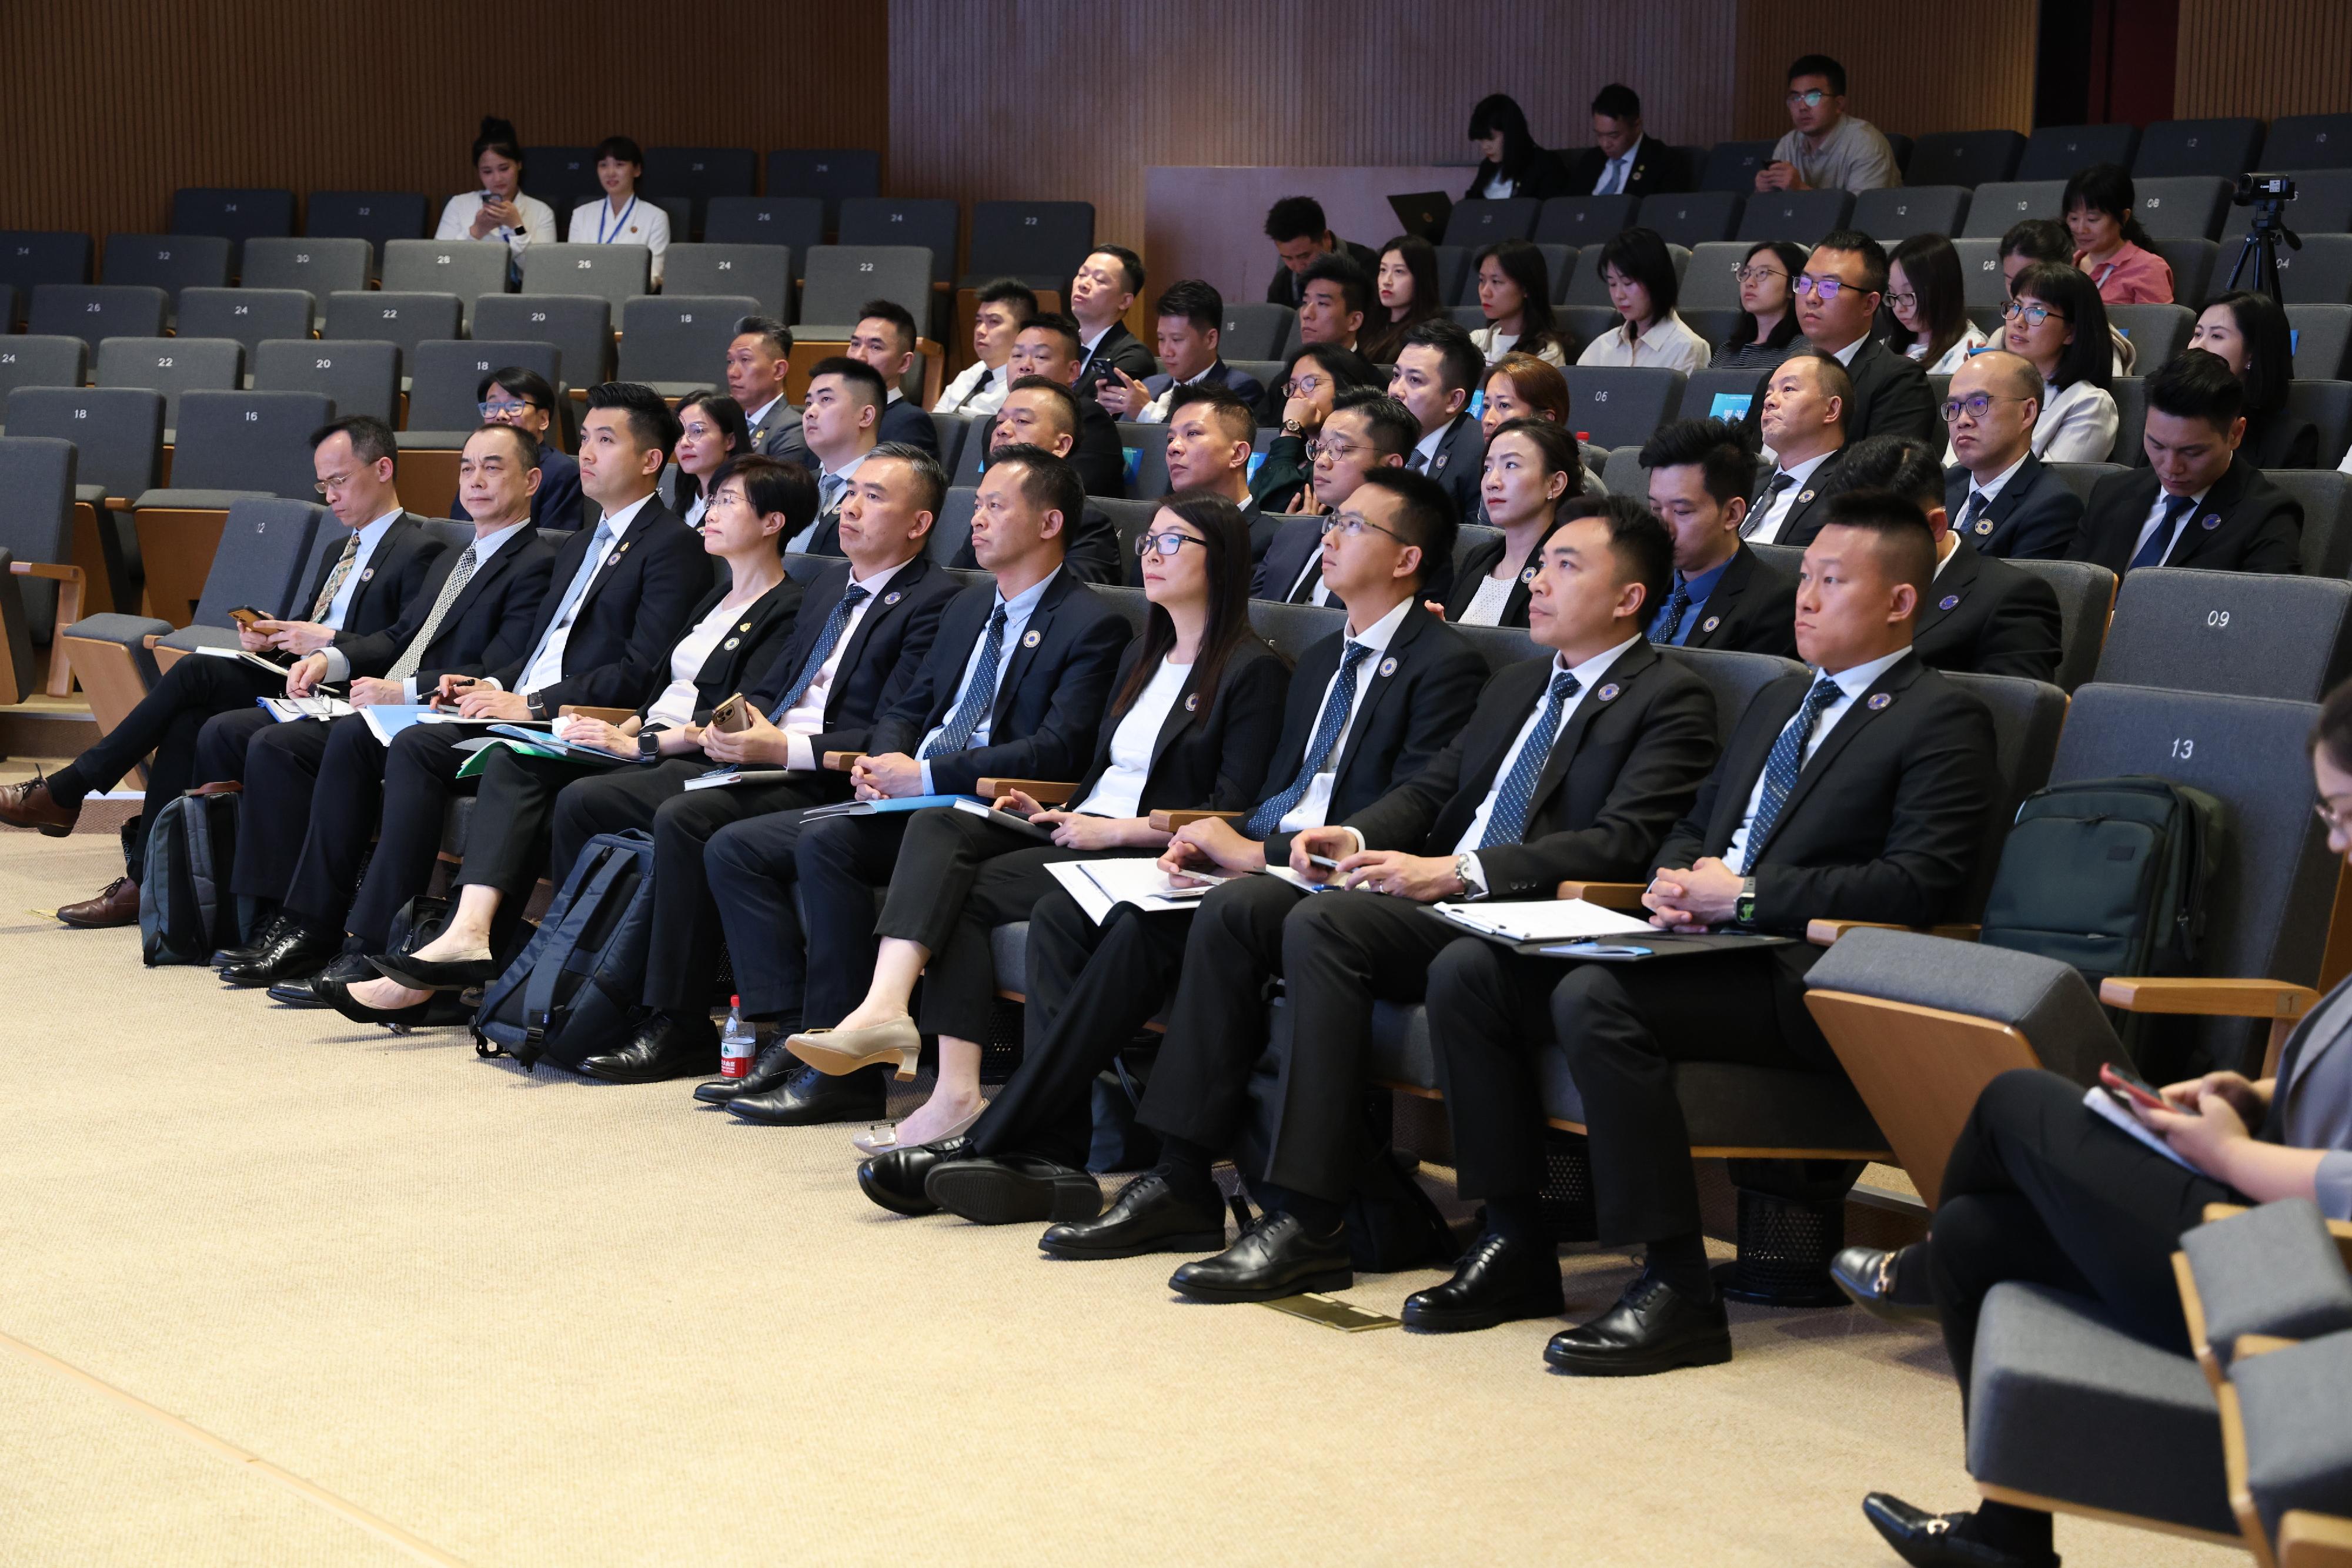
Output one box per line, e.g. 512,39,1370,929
2094,566,2352,702
474,295,609,387
67,496,326,684
963,201,1094,290
173,288,315,362
519,243,652,319
238,237,369,319
1561,366,1685,449
402,340,566,447
2184,1198,2352,1369
379,239,509,332
2234,1329,2352,1546
252,338,399,425
618,294,761,394
663,246,789,318
323,290,461,366
837,199,958,287
703,198,823,258
1806,926,2122,1086
797,246,933,337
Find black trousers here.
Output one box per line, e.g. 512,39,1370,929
553,763,840,1013
702,801,829,1021
234,714,355,907
449,746,603,905
1930,1068,2234,1417
194,706,277,787
62,655,279,876
1134,874,1311,1155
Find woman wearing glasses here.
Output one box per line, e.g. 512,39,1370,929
665,390,751,526
1886,235,1989,374
563,135,671,287
1994,263,2120,463
1710,240,1808,372
794,492,1289,1154
1576,228,1709,376
1449,421,1588,628
1359,236,1445,366
457,368,583,530
2064,163,2174,306
1252,345,1386,510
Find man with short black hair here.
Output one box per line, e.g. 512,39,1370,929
1098,280,1265,422
2067,348,2304,575
793,356,889,555
956,375,1122,584
1067,245,1158,402
1253,390,1418,603
1264,196,1379,309
847,299,942,456
1758,54,1900,193
452,367,582,530
1565,83,1690,198
1163,383,1279,554
1641,416,1795,656
726,316,808,464
1942,349,2084,560
1389,319,1487,522
1743,233,1937,449
1297,253,1370,353
934,279,1036,416
978,314,1125,495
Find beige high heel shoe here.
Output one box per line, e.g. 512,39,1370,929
785,1016,921,1079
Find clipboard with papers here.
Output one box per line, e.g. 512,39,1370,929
1044,857,1235,924
1422,899,1794,960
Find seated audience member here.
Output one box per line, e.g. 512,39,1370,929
1578,227,1710,375
935,279,1036,416
1480,351,1573,438
1297,253,1372,354
789,357,887,554
1264,196,1379,308
1449,420,1587,626
329,454,813,1035
2068,347,2304,575
2194,291,2320,470
1999,217,2072,292
2066,163,2174,305
1745,231,1937,446
1067,245,1158,401
1469,239,1568,367
1061,496,1719,1302
2000,263,2119,463
1853,683,2352,1568
1836,433,2062,681
846,300,944,456
1641,416,1797,656
1565,83,1691,197
452,369,582,531
222,387,703,989
564,135,669,285
666,390,749,526
435,117,557,266
1710,240,1808,373
711,446,1134,1128
956,376,1123,584
1757,55,1900,193
1745,352,1853,546
1886,234,1988,373
726,317,808,463
1942,349,2086,560
1359,236,1444,366
1098,280,1264,423
1251,344,1385,501
1463,93,1571,200
1165,383,1287,553
979,314,1125,495
791,492,1287,1152
1389,319,1489,523
0,417,445,925
877,469,1485,1223
1416,489,1994,1368
1254,391,1419,603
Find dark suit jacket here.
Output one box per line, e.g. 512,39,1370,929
744,554,961,758
875,396,941,457
1675,544,1798,658
1143,359,1267,412
748,402,807,464
1745,337,1939,450
864,569,1135,795
486,496,711,710
333,523,559,688
1251,511,1458,607
1064,638,1290,813
453,449,582,532
1074,322,1158,403
2244,409,2320,472
1560,139,1692,198
1912,537,2063,683
2066,457,2304,576
1266,240,1380,308
1419,412,1486,526
308,513,444,636
639,576,803,725
1345,640,1717,896
977,397,1124,497
1750,447,1850,550
947,506,1123,587
1945,454,2084,560
1444,530,1542,627
1257,602,1489,865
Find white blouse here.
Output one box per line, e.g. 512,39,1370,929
566,197,671,285
1910,323,1991,374
1073,657,1190,820
1460,570,1518,627
934,360,1011,416
1573,311,1712,377
435,191,560,260
1471,324,1565,367
645,594,749,727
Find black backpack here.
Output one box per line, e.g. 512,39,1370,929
472,831,656,1072
138,785,251,966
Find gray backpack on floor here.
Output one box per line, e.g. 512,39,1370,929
138,785,248,966
472,831,656,1072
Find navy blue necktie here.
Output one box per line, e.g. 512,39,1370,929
1651,578,1693,644
1479,671,1582,849
921,605,1008,759
2129,492,2198,571
1746,675,1842,855
769,585,869,720
1245,642,1371,837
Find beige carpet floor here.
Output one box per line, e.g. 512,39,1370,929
0,810,2244,1567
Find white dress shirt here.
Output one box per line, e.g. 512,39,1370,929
316,518,531,693
1746,449,1837,543
435,191,559,260
1278,595,1414,833
1471,324,1565,367
565,196,671,285
1955,451,2031,521
1575,312,1712,376
781,559,911,769
1137,361,1222,424
1448,636,1642,866
935,360,1009,416
317,509,405,629
917,567,1059,791
1072,656,1190,819
2127,483,2214,568
514,493,653,692
1723,647,1912,874
791,450,871,553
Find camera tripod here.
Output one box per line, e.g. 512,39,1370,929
2226,193,2301,308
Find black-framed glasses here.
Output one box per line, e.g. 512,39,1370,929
1942,393,2031,422
1885,290,1919,313
480,399,541,419
1135,530,1206,559
1281,374,1328,397
2003,300,2069,327
2318,796,2352,833
1320,513,1408,543
1793,273,1862,301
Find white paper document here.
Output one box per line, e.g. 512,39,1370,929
258,696,353,722
1429,898,1656,942
2082,1086,2203,1174
1044,858,1231,924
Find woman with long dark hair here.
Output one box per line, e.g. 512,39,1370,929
2065,162,2174,305
434,116,557,266
1886,233,1987,373
790,490,1292,1153
1448,420,1588,627
1997,262,2119,462
1469,239,1567,366
1710,240,1808,372
1360,236,1444,365
1464,93,1571,200
1578,227,1709,375
2192,290,2320,470
666,390,751,525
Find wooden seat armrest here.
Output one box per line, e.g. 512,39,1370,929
2099,977,2320,1018
2278,1508,2352,1564
978,778,1077,805
141,634,162,650
1806,918,1983,948
1557,880,1646,910
105,496,133,511
822,751,864,771
1148,809,1245,832
9,561,83,582
557,705,634,724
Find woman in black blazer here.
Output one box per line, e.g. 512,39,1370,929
2193,293,2320,470
329,456,814,1022
1444,419,1585,628
791,490,1292,1154
1462,94,1572,201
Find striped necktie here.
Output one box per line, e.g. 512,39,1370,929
769,585,869,719
920,605,1008,759
386,545,479,684
1479,672,1581,848
1745,674,1843,854
1244,642,1370,837
309,532,362,622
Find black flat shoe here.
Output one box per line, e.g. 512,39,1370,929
856,1137,973,1217
925,1154,1102,1225
576,1013,719,1084
368,951,500,991
1401,1233,1565,1332
693,1037,797,1104
1833,1244,1938,1323
317,971,440,1028
726,1062,889,1126
1862,1494,2060,1568
1168,1208,1352,1303
1038,1171,1227,1261
1544,1276,1732,1377
220,927,343,988
267,951,376,1008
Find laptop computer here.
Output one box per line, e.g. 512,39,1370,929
1388,192,1452,245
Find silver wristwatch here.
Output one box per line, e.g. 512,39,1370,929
1454,854,1484,900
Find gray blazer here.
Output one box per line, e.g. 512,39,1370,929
2266,977,2352,1219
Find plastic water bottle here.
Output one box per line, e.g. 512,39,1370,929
719,996,757,1080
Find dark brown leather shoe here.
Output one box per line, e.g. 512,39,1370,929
0,774,78,837
56,876,139,928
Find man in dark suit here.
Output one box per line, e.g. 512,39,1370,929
1742,353,1852,548
1743,232,1937,449
0,416,446,926
1389,319,1487,525
787,357,887,557
1163,384,1288,556
1098,280,1266,424
1562,83,1692,198
726,316,809,467
874,467,1487,1221
225,387,706,984
977,315,1124,496
1943,350,2084,560
1263,196,1379,309
957,377,1123,585
1414,490,1996,1373
1297,253,1372,354
709,445,1133,1127
2067,349,2304,577
1641,416,1797,656
846,300,941,459
449,369,581,531
1067,245,1158,402
1252,392,1416,604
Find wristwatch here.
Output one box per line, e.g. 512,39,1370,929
1453,854,1484,900
1733,876,1759,926
1281,418,1306,436
637,728,663,763
526,691,549,721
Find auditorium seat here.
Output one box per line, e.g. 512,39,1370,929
1429,243,1472,307
928,486,977,566
1635,190,1742,248
520,146,599,213
519,243,651,319
929,413,969,478
1735,189,1855,247
2096,566,2352,701
29,283,168,354
101,233,230,319
1906,129,2026,189
1117,422,1171,500
1512,244,1583,308
1852,186,1971,242
837,198,959,287
662,244,790,319
1673,241,1749,314
252,337,398,426
950,424,988,488
2134,175,2234,242
641,146,756,237
1961,180,2066,238
1534,194,1637,248
379,239,509,332
473,295,610,387
1247,599,1345,664
2276,469,2352,577
0,282,16,333
2043,460,2129,506
403,339,564,444
1562,366,1684,448
2290,304,2352,380
1093,499,1160,582
2276,168,2352,235
796,246,931,337
172,287,313,362
4,386,161,607
962,200,1095,291
2278,233,2352,305
323,290,460,372
1953,236,2007,324
1225,360,1284,399
2153,237,2220,310
2134,118,2264,180
2286,380,2352,469
764,149,882,232
701,197,824,262
2108,302,2195,370
0,230,93,295
95,336,243,436
0,434,85,701
2266,115,2352,173
1443,198,1541,247
0,337,87,412
1700,140,1776,192
1596,444,1646,497
2108,376,2147,464
302,192,430,276
168,187,294,269
618,294,761,395
131,389,332,628
2017,123,2141,183
1218,303,1292,363
237,237,369,327
1679,366,1761,423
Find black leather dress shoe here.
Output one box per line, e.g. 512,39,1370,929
1168,1209,1352,1302
1038,1171,1227,1261
1862,1494,2060,1568
576,1013,719,1084
1833,1244,1938,1323
215,914,290,969
925,1153,1102,1226
220,927,343,988
726,1062,888,1125
1544,1276,1732,1376
693,1037,796,1104
1401,1233,1565,1332
856,1137,973,1217
267,951,375,1007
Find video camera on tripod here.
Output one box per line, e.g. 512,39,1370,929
2229,172,2301,305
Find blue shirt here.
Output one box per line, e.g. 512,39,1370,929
1649,554,1735,646
917,567,1060,791
320,510,405,630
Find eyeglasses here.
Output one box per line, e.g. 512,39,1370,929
479,399,540,419
1319,513,1409,543
1280,375,1329,397
1304,436,1366,462
2317,797,2352,832
313,473,355,495
1135,530,1205,559
1793,273,1864,302
2003,300,2069,327
1885,290,1919,313
1785,88,1829,108
1941,393,2030,422
1731,263,1788,284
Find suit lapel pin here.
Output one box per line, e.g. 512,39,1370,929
883,590,901,605
1867,693,1892,710
1974,517,1994,535
1596,683,1621,702
737,620,752,631
360,567,375,581
2201,514,2221,530
1938,593,1960,610
1432,453,1448,473
1796,489,1815,503
1378,656,1398,677
1702,614,1721,632
1021,628,1042,648
1184,692,1199,711
1518,566,1538,583
723,636,740,650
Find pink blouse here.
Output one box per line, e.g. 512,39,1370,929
2077,242,2175,306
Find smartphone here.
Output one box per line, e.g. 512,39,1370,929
1307,854,1341,871
2099,1061,2166,1111
710,693,750,734
228,606,265,628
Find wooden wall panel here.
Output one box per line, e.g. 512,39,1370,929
1729,0,2040,138
2175,0,2352,119
0,1,888,240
